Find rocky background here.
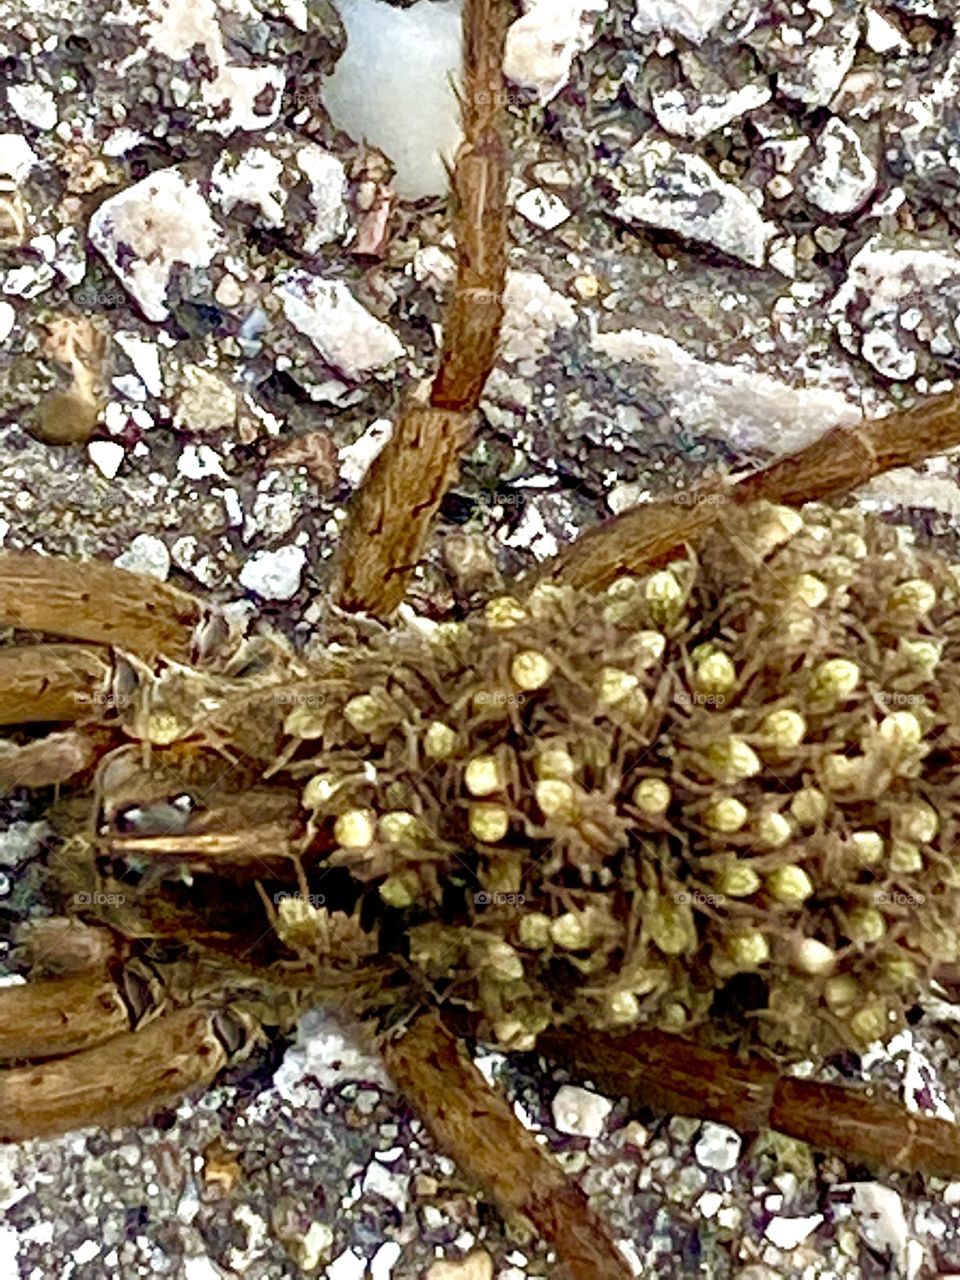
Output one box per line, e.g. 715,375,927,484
3,0,960,1276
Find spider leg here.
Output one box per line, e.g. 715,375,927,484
382,1011,633,1280
0,972,130,1060
0,552,205,660
331,0,510,617
0,644,113,724
542,387,960,591
539,1024,960,1179
0,1004,258,1142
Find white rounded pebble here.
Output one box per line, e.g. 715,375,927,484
516,186,571,230
370,1241,403,1280
327,1248,367,1280
114,534,171,581
694,1122,742,1171
0,301,14,343
551,1084,614,1138
426,1251,494,1280
87,440,125,479
239,545,306,600
184,1259,221,1280
842,1182,908,1258
765,1214,824,1249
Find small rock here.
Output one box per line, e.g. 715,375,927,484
865,8,905,53
212,147,287,228
0,820,48,868
89,169,223,322
591,326,860,453
0,133,39,184
426,1250,494,1280
765,1214,824,1249
239,545,307,601
698,1191,723,1218
174,366,238,434
114,534,171,581
500,270,577,366
87,439,125,479
652,82,771,141
295,1221,334,1270
552,1084,614,1138
802,117,877,215
632,0,736,42
694,1122,742,1171
115,333,163,398
370,1241,402,1280
7,84,57,132
516,186,571,230
327,1249,366,1280
505,0,608,103
297,146,349,251
0,301,13,343
275,272,404,379
616,139,776,268
777,16,859,107
842,1182,908,1260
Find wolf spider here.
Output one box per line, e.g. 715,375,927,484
6,1,960,1276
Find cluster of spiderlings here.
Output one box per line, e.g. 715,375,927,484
282,500,960,1060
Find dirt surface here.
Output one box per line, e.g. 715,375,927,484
4,0,960,1276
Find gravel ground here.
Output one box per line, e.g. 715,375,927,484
5,0,960,1276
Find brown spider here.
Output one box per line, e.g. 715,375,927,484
6,3,960,1277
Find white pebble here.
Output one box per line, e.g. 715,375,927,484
765,1214,824,1249
842,1182,907,1258
89,168,223,322
87,439,125,479
239,544,306,601
7,84,57,131
551,1084,613,1138
327,1248,368,1280
0,301,14,343
694,1122,742,1171
516,186,571,230
370,1241,402,1280
275,271,403,379
114,534,171,581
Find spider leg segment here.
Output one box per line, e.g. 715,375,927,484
331,0,511,617
544,387,960,592
0,972,130,1060
0,1003,258,1142
539,1025,960,1180
0,644,113,724
383,1012,633,1280
0,551,206,660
